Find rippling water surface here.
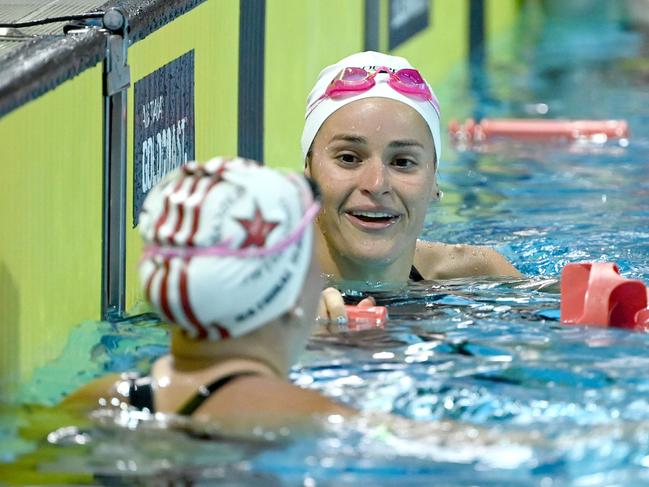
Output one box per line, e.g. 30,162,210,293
3,7,649,486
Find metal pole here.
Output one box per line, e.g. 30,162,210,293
101,9,130,321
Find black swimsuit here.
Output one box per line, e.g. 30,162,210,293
126,372,256,415
341,266,425,305
409,265,425,282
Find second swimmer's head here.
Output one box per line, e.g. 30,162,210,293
138,157,320,341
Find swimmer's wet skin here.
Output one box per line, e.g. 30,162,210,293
301,51,521,323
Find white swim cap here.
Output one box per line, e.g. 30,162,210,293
301,51,441,165
138,157,318,340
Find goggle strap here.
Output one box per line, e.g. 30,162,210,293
142,201,320,260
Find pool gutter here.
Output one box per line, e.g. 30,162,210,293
0,0,206,119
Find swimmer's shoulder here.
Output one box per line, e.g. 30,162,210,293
60,373,123,410
197,374,354,422
414,240,522,279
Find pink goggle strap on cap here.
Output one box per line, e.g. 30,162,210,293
307,66,440,117
141,177,320,261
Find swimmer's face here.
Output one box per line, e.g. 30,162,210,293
306,98,438,273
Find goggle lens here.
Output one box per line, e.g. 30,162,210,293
331,66,430,95
395,68,425,85
338,67,369,83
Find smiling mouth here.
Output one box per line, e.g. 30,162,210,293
345,210,401,229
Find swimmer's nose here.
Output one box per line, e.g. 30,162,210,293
359,158,391,196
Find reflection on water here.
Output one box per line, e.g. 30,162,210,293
299,278,649,428
3,5,649,486
18,399,649,486
15,274,645,484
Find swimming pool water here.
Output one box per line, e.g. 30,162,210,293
3,7,649,486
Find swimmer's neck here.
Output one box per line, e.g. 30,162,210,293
321,258,411,283
317,239,415,284
169,328,283,378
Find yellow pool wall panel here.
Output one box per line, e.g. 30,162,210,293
487,0,520,36
264,0,365,170
0,65,103,397
391,1,469,86
486,0,521,65
124,1,240,310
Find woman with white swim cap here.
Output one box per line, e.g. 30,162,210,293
302,51,521,322
66,157,351,431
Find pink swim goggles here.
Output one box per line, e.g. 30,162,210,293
308,66,440,115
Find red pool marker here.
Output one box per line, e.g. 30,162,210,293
345,305,388,331
560,262,648,330
449,118,629,142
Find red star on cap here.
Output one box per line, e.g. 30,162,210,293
235,204,280,248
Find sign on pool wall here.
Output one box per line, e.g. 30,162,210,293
389,0,430,49
133,50,195,226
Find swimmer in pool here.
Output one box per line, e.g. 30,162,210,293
302,51,522,322
65,157,352,432
63,157,533,453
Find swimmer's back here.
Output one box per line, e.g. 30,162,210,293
62,356,352,431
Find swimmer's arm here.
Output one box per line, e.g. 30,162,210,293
60,373,122,410
415,240,523,279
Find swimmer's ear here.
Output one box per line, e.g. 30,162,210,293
304,151,312,177
430,180,441,201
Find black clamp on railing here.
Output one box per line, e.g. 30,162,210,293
103,8,130,95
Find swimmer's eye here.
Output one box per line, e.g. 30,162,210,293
337,153,361,166
392,157,418,169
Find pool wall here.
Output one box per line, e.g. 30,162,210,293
0,0,521,400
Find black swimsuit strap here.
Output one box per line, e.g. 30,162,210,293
176,371,258,416
128,375,155,413
409,265,425,282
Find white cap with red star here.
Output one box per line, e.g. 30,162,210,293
138,156,318,341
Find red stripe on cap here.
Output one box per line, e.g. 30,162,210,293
214,323,230,340
144,260,159,304
159,260,177,324
154,177,185,244
167,175,201,245
186,161,230,247
179,260,208,339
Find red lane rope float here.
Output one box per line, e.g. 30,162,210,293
449,118,629,143
560,262,649,331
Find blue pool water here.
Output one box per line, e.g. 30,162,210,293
3,7,649,486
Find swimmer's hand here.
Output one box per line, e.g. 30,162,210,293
316,287,375,333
